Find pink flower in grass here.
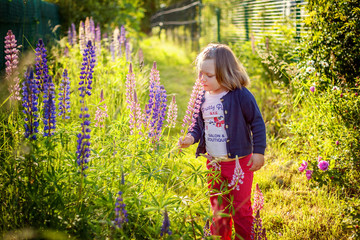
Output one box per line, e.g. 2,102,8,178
318,160,329,171
181,76,204,134
94,89,109,128
298,160,308,172
166,95,178,128
310,86,315,93
306,170,313,180
252,183,264,213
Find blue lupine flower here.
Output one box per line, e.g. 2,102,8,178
79,41,96,98
76,41,96,176
43,75,56,136
114,191,128,229
34,39,49,92
160,209,172,236
21,67,39,140
58,69,71,120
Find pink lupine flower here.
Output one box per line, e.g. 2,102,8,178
335,140,339,145
306,170,313,180
79,21,85,53
298,160,308,172
125,39,131,62
166,95,177,128
228,156,244,191
253,183,264,213
94,89,109,128
318,160,329,171
4,30,21,101
310,86,315,93
181,76,204,134
113,26,120,57
125,63,135,104
129,90,143,135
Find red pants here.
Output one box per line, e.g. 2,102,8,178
207,154,254,240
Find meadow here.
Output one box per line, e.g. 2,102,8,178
1,13,360,240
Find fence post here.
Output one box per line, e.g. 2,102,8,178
216,7,221,42
243,2,249,41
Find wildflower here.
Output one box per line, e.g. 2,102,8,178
251,210,267,240
120,25,126,46
182,76,204,134
71,23,77,45
166,95,178,128
318,160,329,171
89,17,95,44
298,160,308,172
203,219,211,238
113,191,128,229
228,156,244,191
113,26,120,57
79,21,85,53
125,40,131,62
76,40,96,176
68,26,73,45
306,67,315,74
315,72,321,77
320,61,329,68
94,89,109,128
307,60,314,65
335,140,339,145
85,17,91,44
110,42,115,61
306,170,313,180
43,76,56,137
310,86,315,93
252,183,264,213
333,86,339,91
21,67,39,140
34,39,49,92
4,30,21,101
95,23,101,54
58,69,71,120
317,156,322,162
160,209,172,236
121,171,125,185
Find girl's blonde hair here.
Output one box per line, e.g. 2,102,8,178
196,43,250,90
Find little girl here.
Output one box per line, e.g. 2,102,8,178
179,44,266,240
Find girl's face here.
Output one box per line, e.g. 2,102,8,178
199,59,225,94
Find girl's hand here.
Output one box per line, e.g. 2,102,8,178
247,153,265,171
178,135,195,148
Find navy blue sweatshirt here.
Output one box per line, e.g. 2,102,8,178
189,87,266,158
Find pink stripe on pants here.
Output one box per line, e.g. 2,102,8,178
207,154,254,240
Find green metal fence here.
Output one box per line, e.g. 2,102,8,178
0,0,60,73
231,0,308,42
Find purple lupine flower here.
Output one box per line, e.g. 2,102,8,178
4,30,21,101
252,183,264,213
144,62,160,123
79,21,85,53
120,25,126,45
251,210,268,240
43,76,56,136
94,89,109,128
203,219,211,238
89,17,95,44
113,27,120,57
21,67,39,140
166,95,178,128
113,191,128,229
71,23,77,45
68,26,73,45
34,39,49,92
298,160,308,172
228,156,244,191
306,170,313,180
318,160,329,171
76,40,96,176
125,39,131,62
181,76,204,134
58,69,71,120
95,23,101,54
160,209,172,236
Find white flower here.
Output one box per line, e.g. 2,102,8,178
333,86,339,90
315,72,321,77
320,61,329,67
307,60,315,65
306,67,316,74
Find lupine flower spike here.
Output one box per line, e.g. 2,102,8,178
166,95,178,128
95,23,101,55
251,183,267,240
113,27,120,57
94,89,109,128
21,67,39,140
203,219,211,239
79,21,85,53
228,155,244,191
34,39,49,92
76,40,96,176
181,75,204,135
71,23,77,45
113,191,128,229
160,209,172,236
68,27,73,46
43,76,56,136
58,69,71,120
120,25,126,56
4,30,21,101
